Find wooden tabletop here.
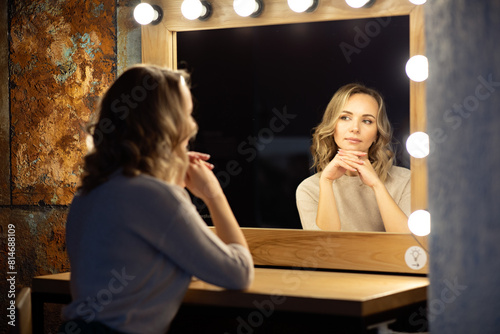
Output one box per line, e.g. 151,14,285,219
32,268,428,318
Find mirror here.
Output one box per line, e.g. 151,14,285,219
176,16,410,228
141,0,427,272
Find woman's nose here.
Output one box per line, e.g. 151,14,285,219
350,123,360,133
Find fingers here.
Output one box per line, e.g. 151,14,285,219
329,155,357,172
185,157,222,201
331,149,366,173
336,149,366,167
188,151,211,161
338,155,364,165
188,151,214,169
203,161,214,170
337,149,367,158
336,157,358,172
336,153,364,166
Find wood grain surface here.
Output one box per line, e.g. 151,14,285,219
241,228,428,274
33,268,428,317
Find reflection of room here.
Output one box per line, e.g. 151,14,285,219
177,17,410,228
2,0,500,333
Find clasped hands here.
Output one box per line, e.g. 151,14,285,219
183,151,223,202
321,149,382,188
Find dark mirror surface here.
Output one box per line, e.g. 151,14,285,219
178,15,410,228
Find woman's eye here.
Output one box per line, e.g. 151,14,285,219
340,116,350,120
363,119,373,124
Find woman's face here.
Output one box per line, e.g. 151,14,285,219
179,80,196,150
333,93,379,153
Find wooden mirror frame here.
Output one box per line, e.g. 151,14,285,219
141,0,427,274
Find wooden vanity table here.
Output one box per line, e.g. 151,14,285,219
32,229,429,333
32,267,427,334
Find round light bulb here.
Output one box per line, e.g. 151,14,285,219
408,210,431,236
181,0,206,20
345,0,370,8
133,3,158,25
406,131,429,158
288,0,314,13
409,0,426,4
86,134,94,152
406,55,429,82
234,0,260,17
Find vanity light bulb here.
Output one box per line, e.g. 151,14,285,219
288,0,315,13
181,0,207,20
234,0,260,17
408,210,431,236
345,0,370,8
409,0,426,4
406,131,429,158
406,55,429,82
133,3,158,25
86,135,94,152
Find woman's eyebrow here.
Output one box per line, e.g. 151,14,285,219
341,110,376,119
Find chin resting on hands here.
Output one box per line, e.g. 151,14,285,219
185,151,223,201
321,149,366,181
336,149,382,188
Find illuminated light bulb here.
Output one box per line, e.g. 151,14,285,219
345,0,371,8
181,0,211,21
288,0,317,13
409,0,426,4
86,134,94,152
406,55,429,82
408,210,431,236
133,3,162,25
406,131,430,158
234,0,262,17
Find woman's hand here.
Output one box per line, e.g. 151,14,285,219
321,149,366,182
337,149,382,188
185,152,222,202
187,151,214,170
335,150,410,233
186,152,252,248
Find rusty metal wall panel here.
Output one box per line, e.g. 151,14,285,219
10,0,117,205
117,0,142,75
0,206,70,331
0,207,70,277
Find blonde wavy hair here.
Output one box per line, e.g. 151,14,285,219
79,65,197,194
311,83,394,182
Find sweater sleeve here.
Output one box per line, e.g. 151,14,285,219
139,184,254,290
296,175,322,230
398,175,412,217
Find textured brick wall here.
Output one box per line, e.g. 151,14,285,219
0,0,141,332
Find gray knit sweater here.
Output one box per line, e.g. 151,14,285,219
63,171,253,333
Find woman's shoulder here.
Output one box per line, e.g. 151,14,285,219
387,165,411,183
106,172,190,203
296,173,321,193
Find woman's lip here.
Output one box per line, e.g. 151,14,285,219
345,138,361,143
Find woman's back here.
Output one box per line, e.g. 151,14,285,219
63,171,253,333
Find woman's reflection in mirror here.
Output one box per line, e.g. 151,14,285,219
296,83,411,232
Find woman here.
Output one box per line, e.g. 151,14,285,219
296,83,411,232
61,65,254,333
